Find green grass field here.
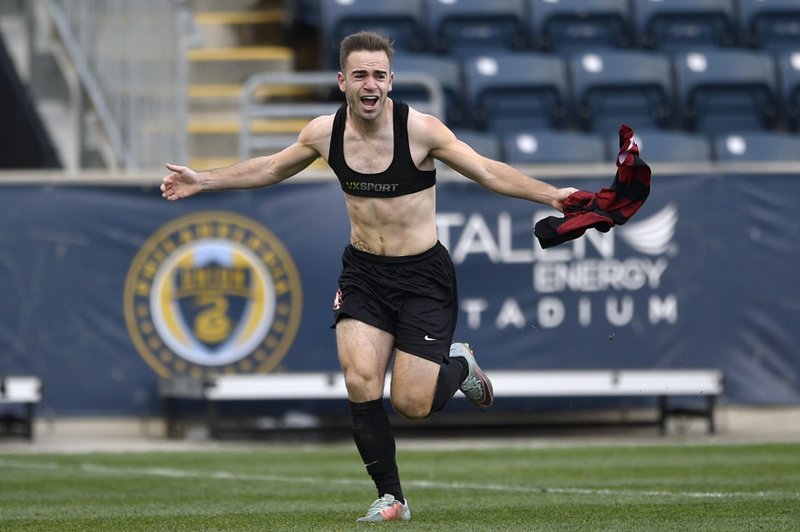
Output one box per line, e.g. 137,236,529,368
1,442,798,531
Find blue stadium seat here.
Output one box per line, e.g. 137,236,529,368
568,50,674,133
738,0,800,52
713,132,800,161
390,53,466,127
425,0,528,57
632,0,737,51
778,52,800,131
608,129,713,163
320,0,426,68
529,0,633,52
672,49,780,134
462,52,570,133
452,129,502,160
502,130,608,164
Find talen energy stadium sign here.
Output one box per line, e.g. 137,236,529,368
437,202,678,331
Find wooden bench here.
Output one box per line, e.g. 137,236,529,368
160,369,724,439
0,376,42,440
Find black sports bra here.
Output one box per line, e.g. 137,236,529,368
328,101,436,198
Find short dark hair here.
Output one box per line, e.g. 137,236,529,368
339,31,395,71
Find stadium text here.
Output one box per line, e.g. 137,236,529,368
438,210,678,330
460,294,678,329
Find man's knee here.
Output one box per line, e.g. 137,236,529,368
342,367,385,403
391,394,433,420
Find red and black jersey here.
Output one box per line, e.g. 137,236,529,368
534,124,652,249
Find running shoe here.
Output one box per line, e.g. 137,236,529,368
450,342,495,410
356,494,411,522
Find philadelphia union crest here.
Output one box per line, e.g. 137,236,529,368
124,211,302,378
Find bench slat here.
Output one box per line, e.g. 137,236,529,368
0,376,42,403
171,369,724,401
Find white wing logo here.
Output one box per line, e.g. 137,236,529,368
617,203,678,256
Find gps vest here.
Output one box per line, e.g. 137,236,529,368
328,101,436,198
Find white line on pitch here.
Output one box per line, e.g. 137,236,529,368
0,459,796,501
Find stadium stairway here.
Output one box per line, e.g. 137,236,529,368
187,0,310,170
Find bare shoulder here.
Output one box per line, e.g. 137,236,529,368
300,114,334,140
406,106,456,149
287,113,331,161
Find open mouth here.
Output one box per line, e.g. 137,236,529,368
360,95,379,110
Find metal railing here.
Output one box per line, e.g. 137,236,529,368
239,71,445,160
38,0,191,171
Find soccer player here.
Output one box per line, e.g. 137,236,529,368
161,31,576,522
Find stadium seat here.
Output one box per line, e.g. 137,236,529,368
529,0,633,52
319,0,426,68
672,49,780,134
390,53,466,127
452,129,502,160
777,52,800,131
632,0,738,51
502,130,607,164
462,52,570,133
713,132,800,161
608,129,713,163
738,0,800,52
425,0,528,57
568,50,674,133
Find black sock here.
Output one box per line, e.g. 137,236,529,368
431,356,468,413
350,399,404,503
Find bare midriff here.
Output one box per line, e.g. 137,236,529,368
344,186,437,257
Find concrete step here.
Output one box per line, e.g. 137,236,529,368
188,83,319,112
194,9,285,47
188,112,309,160
188,46,294,84
194,10,282,25
190,0,275,11
189,156,241,170
189,114,310,134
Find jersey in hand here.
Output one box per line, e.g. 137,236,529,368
328,101,436,198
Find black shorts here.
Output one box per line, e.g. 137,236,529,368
332,241,458,364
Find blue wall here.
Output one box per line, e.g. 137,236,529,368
1,173,798,415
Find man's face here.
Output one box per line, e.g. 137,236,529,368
338,50,393,121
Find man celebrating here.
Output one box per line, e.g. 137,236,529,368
161,31,577,522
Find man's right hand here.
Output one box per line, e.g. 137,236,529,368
552,187,580,212
161,163,202,201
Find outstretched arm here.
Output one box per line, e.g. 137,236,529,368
161,115,331,201
417,113,577,211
